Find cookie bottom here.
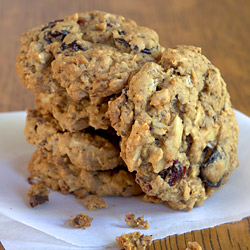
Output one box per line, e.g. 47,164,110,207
27,150,142,197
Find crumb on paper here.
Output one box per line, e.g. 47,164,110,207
68,213,93,229
186,241,202,250
116,232,152,250
82,194,108,211
125,212,149,229
27,182,50,207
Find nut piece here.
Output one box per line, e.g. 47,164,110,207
125,212,149,229
68,213,93,229
82,195,108,211
116,232,152,250
186,241,202,250
27,182,50,207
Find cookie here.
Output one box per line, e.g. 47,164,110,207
25,109,122,171
28,150,142,197
35,90,110,131
108,46,239,210
17,10,163,101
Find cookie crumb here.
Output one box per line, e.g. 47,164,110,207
116,232,152,250
68,213,93,229
82,194,108,211
27,182,50,207
186,241,202,250
125,212,149,229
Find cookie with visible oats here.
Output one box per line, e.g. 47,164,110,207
17,10,163,100
108,45,238,210
27,150,142,197
35,90,110,132
25,109,122,171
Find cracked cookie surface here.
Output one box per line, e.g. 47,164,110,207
17,10,163,100
108,45,239,210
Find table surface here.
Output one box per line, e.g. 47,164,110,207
0,0,249,249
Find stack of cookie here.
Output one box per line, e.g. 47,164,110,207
17,10,239,210
17,10,163,199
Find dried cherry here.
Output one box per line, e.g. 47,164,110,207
159,160,187,186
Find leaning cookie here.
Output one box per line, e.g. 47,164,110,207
17,10,163,100
25,109,122,171
108,45,239,210
28,150,142,197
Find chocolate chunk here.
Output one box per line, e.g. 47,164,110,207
114,38,130,48
60,40,87,52
141,48,151,54
159,160,187,186
30,194,49,207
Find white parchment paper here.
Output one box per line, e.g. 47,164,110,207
0,110,249,249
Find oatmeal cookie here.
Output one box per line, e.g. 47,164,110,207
35,90,110,131
108,46,238,210
25,109,122,171
28,150,142,197
17,10,163,100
